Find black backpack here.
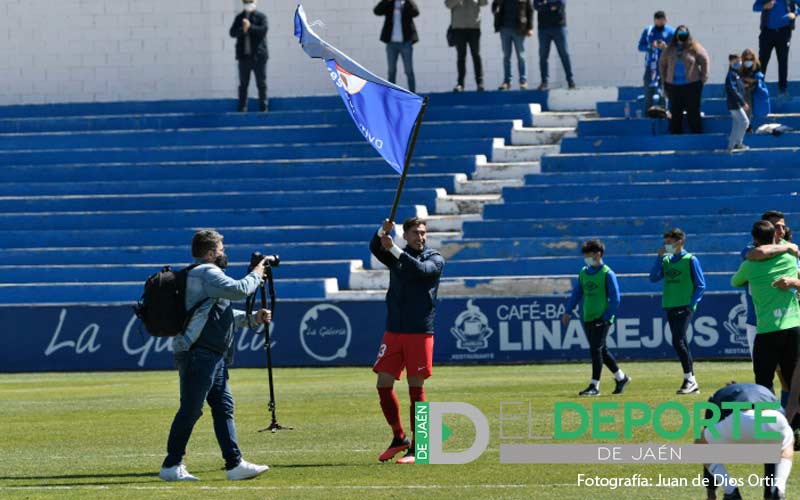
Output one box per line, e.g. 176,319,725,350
134,264,209,337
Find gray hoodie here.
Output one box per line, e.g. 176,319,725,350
445,0,488,29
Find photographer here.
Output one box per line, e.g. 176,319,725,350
160,229,271,482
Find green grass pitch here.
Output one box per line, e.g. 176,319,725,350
1,361,794,499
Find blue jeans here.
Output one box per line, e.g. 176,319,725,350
538,27,573,84
500,28,527,85
386,41,415,93
163,347,242,470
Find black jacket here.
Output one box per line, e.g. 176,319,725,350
370,232,444,334
229,10,268,60
760,0,797,31
492,0,533,34
374,0,420,44
534,0,566,28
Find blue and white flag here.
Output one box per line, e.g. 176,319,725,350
294,4,425,174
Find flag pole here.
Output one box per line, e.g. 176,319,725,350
388,96,429,223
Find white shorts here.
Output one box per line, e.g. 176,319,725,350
704,409,794,451
746,324,757,359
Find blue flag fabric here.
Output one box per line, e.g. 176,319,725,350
294,4,424,174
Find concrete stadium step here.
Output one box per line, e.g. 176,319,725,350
3,242,374,265
0,261,360,286
503,179,796,203
484,194,799,219
0,138,494,166
597,96,800,118
0,92,549,119
348,271,736,295
510,122,575,146
0,157,478,182
0,189,439,213
576,115,800,137
0,121,514,150
424,214,481,232
560,132,800,154
454,177,524,194
472,155,541,180
439,234,758,260
491,138,559,162
546,87,618,111
617,81,800,100
462,212,800,239
435,191,502,215
0,226,383,249
523,167,800,185
0,278,335,304
435,273,736,296
0,174,461,197
438,253,741,276
0,205,426,231
540,148,800,172
531,110,593,128
0,104,537,134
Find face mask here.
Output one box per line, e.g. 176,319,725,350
584,257,596,267
664,244,676,255
214,253,229,270
732,62,741,70
744,60,754,68
676,32,689,42
243,2,256,12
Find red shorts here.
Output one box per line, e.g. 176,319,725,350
372,331,434,380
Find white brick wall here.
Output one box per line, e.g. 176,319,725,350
0,0,790,104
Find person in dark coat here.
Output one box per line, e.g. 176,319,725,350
229,0,268,112
374,1,420,92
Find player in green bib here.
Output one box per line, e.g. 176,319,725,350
561,239,630,396
649,227,706,395
732,220,800,397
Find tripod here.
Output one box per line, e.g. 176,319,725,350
247,264,293,433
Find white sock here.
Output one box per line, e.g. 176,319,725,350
613,370,626,382
684,373,696,383
591,379,600,388
708,463,736,494
775,457,792,494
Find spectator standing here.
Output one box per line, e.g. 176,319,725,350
637,11,674,113
727,53,750,151
374,0,420,93
659,26,710,134
229,0,269,113
533,0,575,90
753,0,798,97
446,0,488,92
492,0,534,90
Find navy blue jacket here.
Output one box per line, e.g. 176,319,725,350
533,0,565,28
229,10,268,60
370,232,445,333
726,67,746,110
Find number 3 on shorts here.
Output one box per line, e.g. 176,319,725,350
376,343,387,359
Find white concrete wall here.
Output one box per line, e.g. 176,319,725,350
0,0,788,104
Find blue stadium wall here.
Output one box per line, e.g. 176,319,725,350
3,293,750,372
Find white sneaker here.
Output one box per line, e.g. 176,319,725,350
159,464,199,482
226,459,269,480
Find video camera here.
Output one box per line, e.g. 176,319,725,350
248,252,281,275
